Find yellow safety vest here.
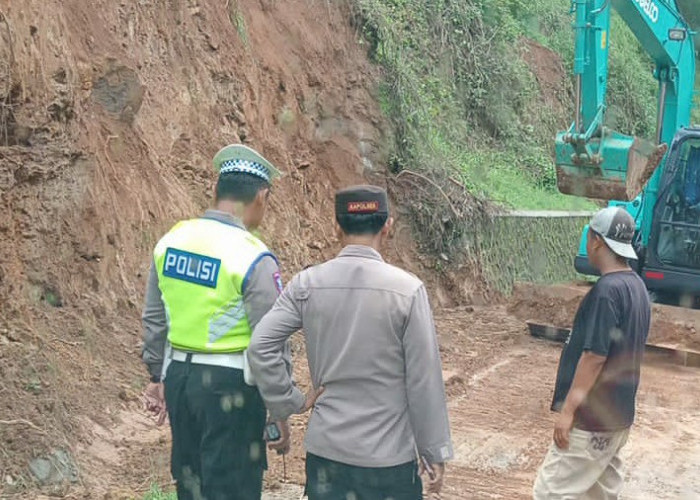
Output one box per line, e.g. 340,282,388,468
154,217,274,353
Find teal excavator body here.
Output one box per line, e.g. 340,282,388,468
556,0,700,300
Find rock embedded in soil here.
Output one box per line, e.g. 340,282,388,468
29,449,79,486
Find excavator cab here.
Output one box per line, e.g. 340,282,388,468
652,130,700,273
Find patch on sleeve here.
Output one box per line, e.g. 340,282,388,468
162,248,220,288
273,271,284,294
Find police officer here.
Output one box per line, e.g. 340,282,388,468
248,185,454,499
141,144,291,500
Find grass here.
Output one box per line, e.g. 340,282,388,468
452,147,598,210
470,163,597,210
141,484,176,500
226,0,249,47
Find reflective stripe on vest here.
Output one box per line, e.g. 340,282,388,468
154,218,274,353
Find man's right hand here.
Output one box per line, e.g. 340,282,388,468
420,461,445,498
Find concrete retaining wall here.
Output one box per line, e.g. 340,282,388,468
476,211,595,295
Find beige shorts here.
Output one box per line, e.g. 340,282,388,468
533,427,630,500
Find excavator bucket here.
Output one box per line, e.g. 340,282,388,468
555,130,668,201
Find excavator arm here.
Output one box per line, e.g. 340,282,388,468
555,0,695,201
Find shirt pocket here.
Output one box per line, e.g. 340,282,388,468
294,287,309,301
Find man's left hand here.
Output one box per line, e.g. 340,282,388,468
553,410,574,450
143,382,167,426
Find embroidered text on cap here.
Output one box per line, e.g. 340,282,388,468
347,201,380,213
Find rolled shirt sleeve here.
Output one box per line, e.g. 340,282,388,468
141,260,168,378
403,285,454,464
248,274,306,421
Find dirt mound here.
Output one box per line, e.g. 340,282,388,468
509,282,700,351
508,282,587,329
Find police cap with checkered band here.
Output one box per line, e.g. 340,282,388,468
213,144,282,183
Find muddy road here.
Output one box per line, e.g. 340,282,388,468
68,304,700,500
437,306,700,499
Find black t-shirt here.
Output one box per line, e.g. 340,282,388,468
551,271,651,431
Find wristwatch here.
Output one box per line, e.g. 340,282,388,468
150,374,161,383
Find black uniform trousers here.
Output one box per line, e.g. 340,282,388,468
164,356,267,500
305,453,423,500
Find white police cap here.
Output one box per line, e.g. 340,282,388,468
213,144,282,183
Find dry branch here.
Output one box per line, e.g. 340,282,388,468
0,419,47,434
396,169,459,218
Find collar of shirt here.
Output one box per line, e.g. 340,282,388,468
201,209,246,230
337,245,384,262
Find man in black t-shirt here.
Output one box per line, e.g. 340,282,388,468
533,207,651,499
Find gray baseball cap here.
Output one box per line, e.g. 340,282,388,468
589,207,638,260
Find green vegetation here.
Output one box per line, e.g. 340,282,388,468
677,0,700,52
141,484,176,500
353,0,698,210
673,0,699,123
479,214,593,293
227,0,249,46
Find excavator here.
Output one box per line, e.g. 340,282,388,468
556,0,700,303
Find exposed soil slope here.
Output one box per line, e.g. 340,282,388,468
0,0,403,494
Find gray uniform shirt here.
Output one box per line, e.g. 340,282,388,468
141,210,290,378
248,245,454,467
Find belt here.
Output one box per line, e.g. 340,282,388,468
171,349,245,370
